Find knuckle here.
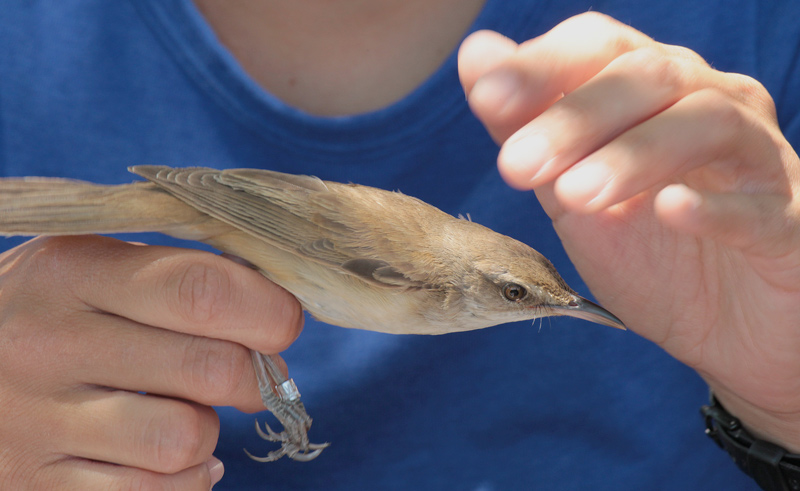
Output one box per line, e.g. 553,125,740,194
164,257,233,327
730,73,777,118
560,12,637,53
665,44,709,66
0,235,124,300
695,88,747,133
22,235,112,270
569,11,619,31
181,337,251,401
147,404,217,474
622,47,689,93
0,237,70,287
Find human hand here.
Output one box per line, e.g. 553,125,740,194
459,13,800,451
0,235,303,489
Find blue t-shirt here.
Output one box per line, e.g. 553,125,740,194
3,0,800,489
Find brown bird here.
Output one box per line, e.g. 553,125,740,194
0,166,625,461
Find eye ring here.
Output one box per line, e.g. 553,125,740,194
502,283,527,302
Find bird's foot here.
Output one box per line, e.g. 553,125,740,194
244,419,330,462
244,351,329,462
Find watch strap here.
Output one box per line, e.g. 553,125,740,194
702,393,800,491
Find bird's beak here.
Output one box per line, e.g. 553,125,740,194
551,296,627,330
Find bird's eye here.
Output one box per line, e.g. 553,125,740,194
502,283,527,302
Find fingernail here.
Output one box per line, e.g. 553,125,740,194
470,69,521,114
207,456,224,487
556,161,614,209
499,133,552,180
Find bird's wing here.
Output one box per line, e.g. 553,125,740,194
129,165,436,290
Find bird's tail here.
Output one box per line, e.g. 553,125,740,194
0,177,212,238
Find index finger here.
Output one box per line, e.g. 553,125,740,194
461,12,654,145
46,235,304,354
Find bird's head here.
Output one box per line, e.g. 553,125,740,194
454,231,625,331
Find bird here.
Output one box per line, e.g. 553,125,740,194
0,165,625,461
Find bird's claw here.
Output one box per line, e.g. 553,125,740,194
253,418,284,442
244,419,330,462
245,351,329,462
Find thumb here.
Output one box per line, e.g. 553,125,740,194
458,30,518,94
458,30,520,143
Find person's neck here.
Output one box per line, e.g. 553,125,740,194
192,0,486,116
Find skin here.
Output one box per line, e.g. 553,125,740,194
192,0,486,116
1,1,484,488
459,14,800,451
2,3,799,489
0,236,302,489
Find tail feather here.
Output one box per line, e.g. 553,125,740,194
0,177,213,238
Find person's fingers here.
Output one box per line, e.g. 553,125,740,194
461,14,787,207
655,184,800,263
463,13,655,144
0,233,301,486
53,390,219,474
15,235,304,354
2,236,294,412
550,88,787,213
495,45,711,188
457,30,519,142
41,455,221,491
18,308,265,412
458,30,518,93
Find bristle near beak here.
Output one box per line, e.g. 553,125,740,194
552,296,627,330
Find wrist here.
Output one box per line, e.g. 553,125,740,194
711,389,800,454
702,391,800,491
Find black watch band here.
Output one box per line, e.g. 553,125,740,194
701,393,800,490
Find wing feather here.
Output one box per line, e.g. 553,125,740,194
129,165,434,290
